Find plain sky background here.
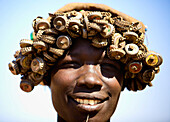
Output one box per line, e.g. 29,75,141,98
1,0,170,122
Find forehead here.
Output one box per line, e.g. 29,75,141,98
70,38,104,54
59,38,122,70
65,38,105,63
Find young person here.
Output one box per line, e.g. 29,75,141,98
8,3,163,122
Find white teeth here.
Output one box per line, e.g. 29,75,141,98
89,99,95,105
94,100,98,104
77,98,80,103
84,99,88,104
74,98,101,105
80,99,83,104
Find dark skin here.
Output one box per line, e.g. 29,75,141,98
50,38,123,122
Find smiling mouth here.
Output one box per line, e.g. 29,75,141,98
68,95,109,113
74,98,102,105
70,95,109,106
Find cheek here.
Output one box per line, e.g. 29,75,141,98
50,69,78,115
108,77,122,93
51,69,77,91
109,71,124,91
102,69,123,92
91,77,122,121
107,77,122,115
102,76,122,103
101,66,124,89
107,77,122,104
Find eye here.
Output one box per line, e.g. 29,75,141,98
59,61,81,69
100,62,121,78
101,63,119,71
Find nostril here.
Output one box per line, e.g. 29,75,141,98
86,83,95,89
76,81,102,91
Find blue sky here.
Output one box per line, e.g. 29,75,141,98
1,0,170,121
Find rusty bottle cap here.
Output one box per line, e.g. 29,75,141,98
20,47,33,55
71,11,82,19
20,79,34,92
112,33,124,45
68,19,82,32
33,41,48,52
56,35,72,49
88,12,102,20
36,19,51,31
93,19,108,24
49,47,65,57
8,61,20,75
43,52,56,62
91,36,108,48
100,23,115,38
142,69,155,83
29,72,43,86
123,31,138,42
53,16,67,31
128,62,142,74
20,56,32,70
20,39,33,48
107,48,125,60
156,54,163,66
31,57,46,75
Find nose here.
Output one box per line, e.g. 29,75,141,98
76,65,103,89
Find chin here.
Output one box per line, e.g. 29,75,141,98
55,93,120,122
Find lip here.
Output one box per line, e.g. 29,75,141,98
68,93,109,113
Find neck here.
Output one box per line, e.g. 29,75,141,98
57,115,110,122
57,115,66,122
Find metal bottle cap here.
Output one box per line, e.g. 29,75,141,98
128,62,142,74
31,57,46,75
8,61,20,75
20,56,32,70
20,79,34,92
108,48,125,60
142,69,155,83
88,12,102,20
20,39,33,48
100,23,115,38
123,31,138,42
125,43,139,56
56,35,72,49
36,19,51,31
53,16,67,31
29,72,43,86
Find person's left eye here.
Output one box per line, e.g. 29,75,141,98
59,61,81,69
101,63,119,71
100,63,120,78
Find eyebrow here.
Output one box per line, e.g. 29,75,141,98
56,54,80,65
59,49,121,67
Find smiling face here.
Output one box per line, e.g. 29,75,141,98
50,38,123,122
